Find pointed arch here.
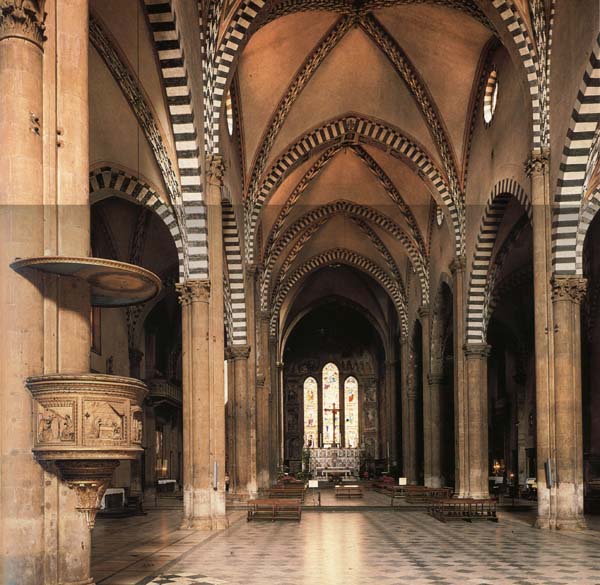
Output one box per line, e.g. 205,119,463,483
270,248,408,337
552,35,600,274
89,166,186,280
222,198,248,344
144,0,208,279
466,178,531,343
246,114,461,262
260,200,423,311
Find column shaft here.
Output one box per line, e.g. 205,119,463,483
464,344,491,498
0,6,46,582
256,313,271,488
451,257,467,496
428,374,443,487
552,276,587,529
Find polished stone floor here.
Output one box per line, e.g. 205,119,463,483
93,502,600,585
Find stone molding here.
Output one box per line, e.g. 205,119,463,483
276,361,284,369
551,275,587,304
225,344,251,360
0,0,46,47
428,373,444,385
450,255,466,274
56,459,120,529
463,343,491,359
206,153,225,187
245,262,259,278
176,280,210,305
524,149,550,177
417,305,430,319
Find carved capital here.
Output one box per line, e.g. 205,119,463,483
0,0,46,47
385,360,397,368
56,459,120,529
206,154,225,187
450,255,466,275
176,280,210,306
226,344,250,360
428,373,444,385
259,310,270,323
276,361,284,370
464,343,491,359
245,263,259,278
551,276,587,304
417,305,430,319
525,149,550,177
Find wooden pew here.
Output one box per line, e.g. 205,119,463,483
335,485,363,498
247,498,302,521
429,498,498,523
405,486,453,504
267,484,306,502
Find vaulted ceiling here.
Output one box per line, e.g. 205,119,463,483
229,1,497,338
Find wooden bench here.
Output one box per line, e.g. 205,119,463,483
389,485,407,506
429,498,498,523
247,498,302,521
372,476,396,494
405,486,453,504
335,485,363,498
267,485,306,502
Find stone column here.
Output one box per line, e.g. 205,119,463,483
427,374,444,487
0,4,46,582
385,359,397,466
400,334,410,479
143,402,157,504
551,276,587,529
275,358,284,475
464,344,491,498
450,256,467,496
244,264,258,495
228,344,255,497
419,306,436,487
406,351,418,484
526,151,558,528
177,280,226,529
256,311,271,488
206,155,227,526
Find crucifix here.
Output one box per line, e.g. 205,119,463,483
324,402,341,447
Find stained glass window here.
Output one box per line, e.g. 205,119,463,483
303,377,318,448
344,376,359,447
322,362,341,447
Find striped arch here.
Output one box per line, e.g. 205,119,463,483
552,35,600,274
223,275,235,346
466,179,531,343
144,0,208,278
270,248,408,338
246,115,460,261
89,166,186,279
222,199,248,344
576,183,600,272
491,0,544,149
260,200,427,311
210,0,267,153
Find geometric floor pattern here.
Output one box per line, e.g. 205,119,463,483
144,511,600,585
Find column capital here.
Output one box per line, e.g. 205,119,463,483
463,343,491,359
276,361,284,370
206,153,225,187
225,344,251,360
0,1,46,47
524,149,550,177
428,373,444,385
259,310,270,323
385,359,397,368
176,280,210,306
245,262,259,278
551,275,587,304
450,255,466,275
417,305,430,319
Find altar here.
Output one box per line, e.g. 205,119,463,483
308,448,362,478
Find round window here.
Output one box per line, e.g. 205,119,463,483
483,69,498,125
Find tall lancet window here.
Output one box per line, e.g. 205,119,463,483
303,377,318,448
344,376,359,447
322,362,341,447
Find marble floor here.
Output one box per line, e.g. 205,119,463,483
93,503,600,585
